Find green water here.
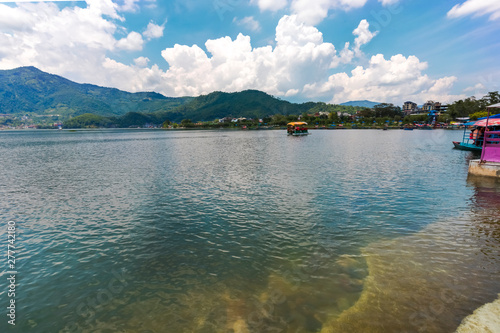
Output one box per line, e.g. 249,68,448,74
0,129,498,332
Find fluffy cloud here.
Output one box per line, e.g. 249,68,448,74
353,19,378,55
156,15,462,104
330,42,354,67
0,1,464,106
447,0,500,20
86,0,122,20
157,16,392,99
101,58,166,92
116,31,144,51
304,54,463,104
0,3,38,31
134,56,150,67
0,2,117,73
160,15,338,97
143,22,164,40
0,1,156,90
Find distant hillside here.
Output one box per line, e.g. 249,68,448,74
1,66,371,128
340,100,380,108
157,90,317,123
0,66,191,117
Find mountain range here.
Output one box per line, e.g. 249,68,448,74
0,66,191,117
340,100,380,108
0,66,371,126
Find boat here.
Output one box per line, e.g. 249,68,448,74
452,123,484,151
452,141,482,151
453,115,500,151
287,122,310,136
468,103,500,178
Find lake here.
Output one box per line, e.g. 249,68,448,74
0,129,499,332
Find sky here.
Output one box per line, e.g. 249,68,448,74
0,0,499,106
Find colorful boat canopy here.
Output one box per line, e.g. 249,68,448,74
473,118,500,127
287,122,308,126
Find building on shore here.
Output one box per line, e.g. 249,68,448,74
404,100,448,115
403,101,417,115
422,100,444,112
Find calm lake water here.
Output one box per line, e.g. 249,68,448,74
0,129,499,333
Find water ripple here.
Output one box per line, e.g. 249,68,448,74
0,129,497,332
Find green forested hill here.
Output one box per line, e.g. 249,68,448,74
0,66,191,117
0,66,370,128
157,90,318,122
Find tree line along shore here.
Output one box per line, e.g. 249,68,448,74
1,67,498,130
59,91,500,129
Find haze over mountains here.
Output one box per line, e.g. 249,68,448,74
340,100,380,108
0,67,371,125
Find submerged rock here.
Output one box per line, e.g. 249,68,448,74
455,295,500,333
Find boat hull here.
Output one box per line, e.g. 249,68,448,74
452,141,482,151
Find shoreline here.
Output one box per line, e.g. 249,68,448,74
455,295,500,332
319,212,499,332
0,126,465,131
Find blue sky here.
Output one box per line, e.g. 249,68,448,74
0,0,499,106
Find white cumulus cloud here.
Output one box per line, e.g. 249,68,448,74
116,31,144,51
447,0,500,20
303,54,464,104
86,0,122,20
134,56,149,67
353,19,378,55
143,21,164,40
0,2,117,72
159,15,338,97
0,2,465,107
0,1,154,91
